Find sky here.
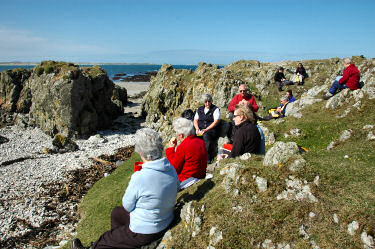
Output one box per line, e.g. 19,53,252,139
0,0,374,65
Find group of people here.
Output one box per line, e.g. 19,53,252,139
71,57,361,249
274,63,308,92
71,84,264,249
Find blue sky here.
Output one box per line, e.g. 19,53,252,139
0,0,374,64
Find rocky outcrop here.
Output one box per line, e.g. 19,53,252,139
141,57,374,139
0,61,127,137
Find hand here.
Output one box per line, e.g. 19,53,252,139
276,107,281,112
169,137,177,147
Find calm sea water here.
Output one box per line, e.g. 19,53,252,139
0,64,197,82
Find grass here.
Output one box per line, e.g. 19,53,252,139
63,152,140,248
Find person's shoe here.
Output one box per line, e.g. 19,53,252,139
71,238,88,249
323,93,333,100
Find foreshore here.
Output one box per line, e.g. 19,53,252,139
0,81,148,248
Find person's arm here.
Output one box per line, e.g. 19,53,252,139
122,174,139,212
193,113,200,133
228,95,238,113
166,145,185,174
230,132,245,158
338,67,350,84
249,96,259,112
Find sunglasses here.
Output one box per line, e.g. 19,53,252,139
239,90,248,93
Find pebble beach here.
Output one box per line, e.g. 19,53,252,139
0,81,149,248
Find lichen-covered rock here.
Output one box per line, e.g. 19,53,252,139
219,163,245,195
361,230,374,249
348,221,359,236
209,226,223,246
0,68,32,113
277,176,318,202
29,62,122,137
263,141,299,166
112,85,128,110
180,201,203,238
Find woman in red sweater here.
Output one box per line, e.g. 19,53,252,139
166,117,208,189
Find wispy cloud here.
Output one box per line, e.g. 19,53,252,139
0,27,113,62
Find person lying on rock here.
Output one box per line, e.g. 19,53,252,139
193,93,221,163
70,128,179,249
166,117,208,190
323,57,360,100
218,105,261,160
261,96,289,121
227,84,259,142
274,67,293,91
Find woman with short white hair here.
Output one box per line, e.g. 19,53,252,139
167,117,208,189
71,128,179,249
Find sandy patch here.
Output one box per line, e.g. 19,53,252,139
114,81,149,96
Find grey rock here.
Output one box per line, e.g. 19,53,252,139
361,231,374,249
277,176,318,202
255,176,267,192
289,156,306,172
209,226,223,246
339,129,353,142
348,221,359,236
240,152,252,160
333,213,339,224
263,141,299,166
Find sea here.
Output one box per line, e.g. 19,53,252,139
0,64,198,82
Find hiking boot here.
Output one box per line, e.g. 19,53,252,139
71,238,89,249
323,93,333,100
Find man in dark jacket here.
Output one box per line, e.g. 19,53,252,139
274,67,292,92
323,57,360,100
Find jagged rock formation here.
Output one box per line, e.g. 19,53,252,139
0,61,127,137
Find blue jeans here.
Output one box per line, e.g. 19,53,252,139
329,80,348,95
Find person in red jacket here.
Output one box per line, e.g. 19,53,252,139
166,117,207,190
228,84,259,113
228,84,259,142
323,57,360,100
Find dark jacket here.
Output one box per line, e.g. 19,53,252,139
197,104,217,130
274,71,285,82
295,66,307,77
230,121,261,157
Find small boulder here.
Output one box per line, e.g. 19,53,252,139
263,141,299,167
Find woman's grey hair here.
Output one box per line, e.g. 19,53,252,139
201,93,213,104
173,117,195,137
343,57,351,64
135,128,163,161
280,96,289,101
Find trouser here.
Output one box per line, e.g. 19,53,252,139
329,80,348,95
202,129,218,162
92,206,166,249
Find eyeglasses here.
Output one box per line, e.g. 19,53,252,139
233,114,240,118
239,90,248,93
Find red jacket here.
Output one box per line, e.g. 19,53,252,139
166,135,207,182
339,64,360,90
228,94,259,113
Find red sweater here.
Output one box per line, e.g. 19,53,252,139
166,135,207,182
228,94,259,113
339,64,360,90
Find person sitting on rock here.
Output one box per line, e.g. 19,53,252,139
193,93,220,163
70,128,179,249
228,83,259,113
219,105,261,159
293,63,307,85
274,67,292,91
227,84,259,141
286,89,296,103
166,117,207,190
262,96,289,120
323,57,360,100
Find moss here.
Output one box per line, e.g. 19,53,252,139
52,134,67,148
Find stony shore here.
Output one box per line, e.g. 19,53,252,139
0,81,149,248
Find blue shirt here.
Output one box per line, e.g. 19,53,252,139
122,157,179,234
